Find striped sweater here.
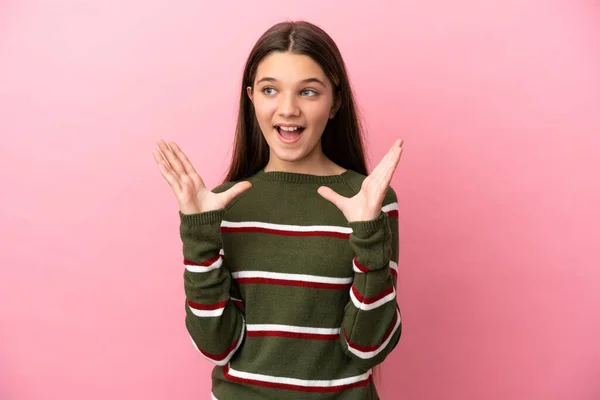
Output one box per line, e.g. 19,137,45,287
179,169,401,399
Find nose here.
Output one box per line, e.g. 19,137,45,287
277,92,300,118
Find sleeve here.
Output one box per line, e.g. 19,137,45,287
179,209,245,366
339,187,401,371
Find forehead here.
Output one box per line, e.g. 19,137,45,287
255,52,328,84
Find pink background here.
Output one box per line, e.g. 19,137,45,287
1,1,599,399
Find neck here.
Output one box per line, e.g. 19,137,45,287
264,145,345,176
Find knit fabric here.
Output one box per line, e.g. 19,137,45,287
179,169,401,399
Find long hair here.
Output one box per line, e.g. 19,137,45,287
221,21,382,384
223,21,368,183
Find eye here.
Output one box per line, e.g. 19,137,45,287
262,87,277,95
301,89,318,96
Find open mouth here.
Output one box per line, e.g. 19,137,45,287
276,125,305,142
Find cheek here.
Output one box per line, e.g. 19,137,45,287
253,99,276,123
305,102,333,127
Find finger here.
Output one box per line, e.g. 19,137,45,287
370,145,394,179
157,139,186,179
152,148,165,164
375,140,403,183
169,142,204,187
220,181,252,205
154,151,182,193
371,147,396,186
371,139,401,179
155,139,171,164
375,144,402,191
369,148,399,194
381,146,402,185
317,186,347,210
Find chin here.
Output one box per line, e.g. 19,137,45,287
264,132,323,165
272,148,307,163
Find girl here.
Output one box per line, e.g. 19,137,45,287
153,20,403,400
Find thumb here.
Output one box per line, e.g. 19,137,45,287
317,186,347,211
221,181,252,206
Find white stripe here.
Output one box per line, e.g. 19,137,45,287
190,297,243,318
231,270,353,285
350,286,396,311
247,324,340,335
226,364,371,387
345,309,401,359
352,258,367,273
230,296,243,302
353,259,399,275
211,393,218,400
382,202,399,213
221,220,352,234
186,249,224,273
191,317,245,366
188,303,226,318
389,261,398,275
189,307,225,317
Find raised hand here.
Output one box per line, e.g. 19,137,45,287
153,139,252,214
318,139,403,222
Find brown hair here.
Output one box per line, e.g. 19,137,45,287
223,20,368,183
222,20,382,383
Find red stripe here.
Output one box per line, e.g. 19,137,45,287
232,299,244,309
235,277,351,290
247,331,338,340
223,365,371,392
221,227,349,239
197,337,240,361
386,210,399,218
356,257,398,279
184,253,222,266
351,285,395,304
353,257,370,273
188,299,228,310
343,310,399,352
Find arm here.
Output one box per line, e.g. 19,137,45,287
180,209,245,366
340,189,401,371
152,139,251,366
316,139,404,371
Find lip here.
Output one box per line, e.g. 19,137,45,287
275,126,303,144
274,123,305,128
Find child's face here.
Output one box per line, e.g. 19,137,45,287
248,51,339,168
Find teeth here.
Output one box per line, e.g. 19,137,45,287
279,126,299,132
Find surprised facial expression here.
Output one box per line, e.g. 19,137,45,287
247,52,340,167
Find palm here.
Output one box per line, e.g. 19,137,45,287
178,175,221,213
153,140,251,214
318,139,403,222
346,176,388,218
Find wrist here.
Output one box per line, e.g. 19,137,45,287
347,210,380,223
179,209,224,226
348,213,387,237
179,202,201,215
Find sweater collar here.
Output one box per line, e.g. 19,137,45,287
255,168,356,184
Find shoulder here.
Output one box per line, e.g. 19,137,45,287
210,170,261,194
210,172,261,210
344,170,398,205
211,181,238,194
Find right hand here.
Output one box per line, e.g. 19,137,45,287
153,139,252,215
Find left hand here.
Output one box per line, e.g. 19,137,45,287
318,139,403,222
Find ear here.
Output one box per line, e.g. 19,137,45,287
246,86,254,102
329,91,342,119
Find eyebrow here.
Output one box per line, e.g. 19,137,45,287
255,77,327,87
